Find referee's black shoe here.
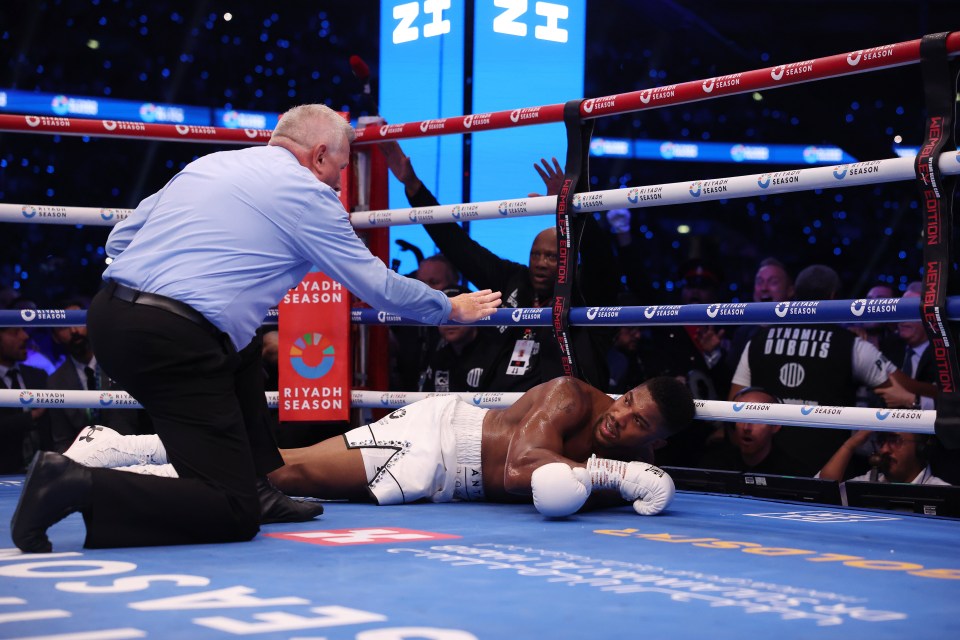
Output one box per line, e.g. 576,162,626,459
11,452,93,553
257,477,324,524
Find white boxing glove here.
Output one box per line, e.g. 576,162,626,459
531,462,593,517
586,455,675,515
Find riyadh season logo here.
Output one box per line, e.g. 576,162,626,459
643,306,657,319
139,103,158,122
802,147,817,164
688,181,702,197
379,393,407,406
770,65,785,81
472,393,504,406
408,210,419,223
706,304,721,318
51,94,70,115
376,311,403,323
800,406,814,416
19,309,37,322
99,392,115,407
367,213,378,226
289,332,336,380
702,78,716,93
775,302,790,318
452,205,461,220
21,205,37,219
19,391,35,406
847,50,863,66
876,409,890,421
850,299,867,317
757,174,772,189
586,307,600,320
833,165,849,180
497,202,509,215
511,309,523,322
732,403,746,412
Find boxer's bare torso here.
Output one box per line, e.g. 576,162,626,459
479,377,661,501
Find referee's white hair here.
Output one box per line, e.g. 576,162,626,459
271,104,356,151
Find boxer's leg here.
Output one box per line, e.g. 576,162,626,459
270,437,371,501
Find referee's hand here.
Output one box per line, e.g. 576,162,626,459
447,289,502,323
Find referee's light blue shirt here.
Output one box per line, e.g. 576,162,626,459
103,144,451,350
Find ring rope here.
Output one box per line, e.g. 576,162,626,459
5,153,955,231
0,389,934,435
351,154,960,229
352,34,960,144
0,114,272,145
2,295,959,328
1,35,957,149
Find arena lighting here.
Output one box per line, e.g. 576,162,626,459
677,224,691,234
86,40,99,50
223,13,233,22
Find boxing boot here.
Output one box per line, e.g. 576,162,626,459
257,477,324,524
12,452,93,553
64,425,167,468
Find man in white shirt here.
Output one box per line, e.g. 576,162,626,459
818,430,949,485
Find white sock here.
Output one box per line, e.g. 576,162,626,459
113,463,179,478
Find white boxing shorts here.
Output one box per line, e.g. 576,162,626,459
343,395,488,505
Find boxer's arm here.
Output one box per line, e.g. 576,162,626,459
502,380,592,496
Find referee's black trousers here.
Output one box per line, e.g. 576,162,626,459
84,286,282,548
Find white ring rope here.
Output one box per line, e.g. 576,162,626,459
352,154,958,229
4,153,956,229
0,389,934,435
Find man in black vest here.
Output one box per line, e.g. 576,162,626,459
728,264,919,471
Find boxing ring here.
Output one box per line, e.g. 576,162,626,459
3,30,960,639
0,483,958,639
